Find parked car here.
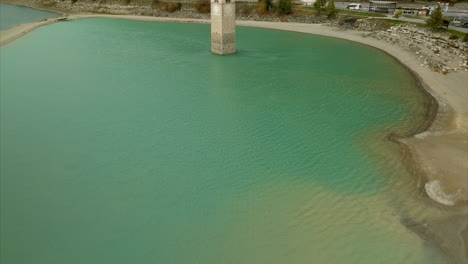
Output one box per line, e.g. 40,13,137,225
451,17,468,28
347,3,361,10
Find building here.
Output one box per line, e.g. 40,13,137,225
301,0,316,6
369,1,397,14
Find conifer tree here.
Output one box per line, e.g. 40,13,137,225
426,5,444,30
277,0,292,15
313,0,322,15
326,0,337,18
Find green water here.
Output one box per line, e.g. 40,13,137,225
0,3,59,31
0,19,447,263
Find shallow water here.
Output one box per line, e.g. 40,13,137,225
0,3,59,31
0,19,448,263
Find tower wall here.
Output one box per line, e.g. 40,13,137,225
211,0,236,55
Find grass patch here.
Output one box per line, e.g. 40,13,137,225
402,15,425,20
337,9,386,17
165,2,181,12
371,18,413,24
446,28,466,38
195,0,210,13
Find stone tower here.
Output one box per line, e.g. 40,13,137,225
211,0,236,55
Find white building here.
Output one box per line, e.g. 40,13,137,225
301,0,316,6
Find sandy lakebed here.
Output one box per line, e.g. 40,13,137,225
1,8,467,263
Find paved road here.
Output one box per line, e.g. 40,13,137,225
448,25,468,33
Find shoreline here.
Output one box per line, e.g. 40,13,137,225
0,18,61,46
1,9,467,263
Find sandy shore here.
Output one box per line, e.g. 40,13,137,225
1,12,467,262
0,18,59,46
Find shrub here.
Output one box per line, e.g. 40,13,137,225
393,10,402,18
313,1,320,15
264,0,273,11
426,5,444,30
326,0,336,18
165,2,182,12
236,3,256,15
277,0,292,15
257,0,272,14
195,0,210,13
448,33,459,40
41,0,57,6
313,0,325,15
151,0,160,9
463,34,468,42
257,0,268,14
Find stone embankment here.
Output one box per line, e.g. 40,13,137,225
370,25,468,74
334,19,468,74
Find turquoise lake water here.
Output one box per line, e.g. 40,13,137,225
0,3,59,30
0,18,449,263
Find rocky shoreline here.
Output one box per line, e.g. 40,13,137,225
332,19,468,74
367,24,468,74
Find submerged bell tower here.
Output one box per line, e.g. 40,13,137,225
211,0,236,55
